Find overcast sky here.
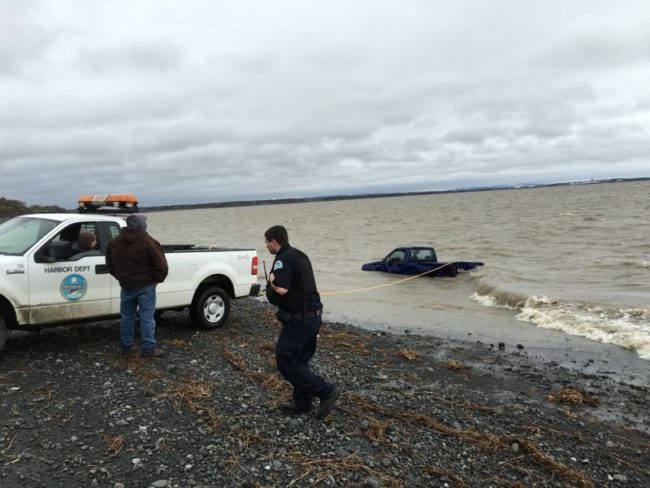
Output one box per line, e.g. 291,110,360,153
2,1,650,207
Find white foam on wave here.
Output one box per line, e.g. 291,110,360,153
517,297,650,360
472,288,650,360
471,292,502,308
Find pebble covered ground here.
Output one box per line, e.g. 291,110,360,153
0,299,648,487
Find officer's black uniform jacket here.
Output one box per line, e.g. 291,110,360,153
266,244,322,316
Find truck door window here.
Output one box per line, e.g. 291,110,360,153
36,222,102,261
70,223,101,259
107,223,121,239
417,249,434,261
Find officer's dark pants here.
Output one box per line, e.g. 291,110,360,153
276,315,333,410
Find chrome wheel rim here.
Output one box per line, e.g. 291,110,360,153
203,295,225,323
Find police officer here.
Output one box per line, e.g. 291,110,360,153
264,225,339,420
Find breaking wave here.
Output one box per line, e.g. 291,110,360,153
473,284,650,360
474,282,528,309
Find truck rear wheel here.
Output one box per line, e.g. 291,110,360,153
191,286,230,329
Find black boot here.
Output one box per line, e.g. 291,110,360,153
278,400,312,414
314,386,340,420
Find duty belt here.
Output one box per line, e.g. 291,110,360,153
276,309,322,322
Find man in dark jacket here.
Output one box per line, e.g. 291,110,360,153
106,214,168,357
264,225,339,420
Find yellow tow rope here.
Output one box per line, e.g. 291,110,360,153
320,262,453,297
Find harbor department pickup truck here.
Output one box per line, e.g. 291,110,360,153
0,212,261,351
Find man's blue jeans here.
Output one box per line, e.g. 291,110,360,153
120,285,157,353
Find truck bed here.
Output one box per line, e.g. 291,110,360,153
162,244,255,252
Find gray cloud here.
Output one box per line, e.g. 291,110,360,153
1,0,649,207
78,42,184,74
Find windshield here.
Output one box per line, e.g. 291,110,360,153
384,249,406,263
0,217,59,255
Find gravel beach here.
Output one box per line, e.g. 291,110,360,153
0,298,648,487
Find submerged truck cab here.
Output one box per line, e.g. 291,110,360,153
361,246,483,277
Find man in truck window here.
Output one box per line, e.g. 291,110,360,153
264,225,340,420
70,230,98,258
106,214,168,358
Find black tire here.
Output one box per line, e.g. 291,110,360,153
0,315,7,352
191,286,230,329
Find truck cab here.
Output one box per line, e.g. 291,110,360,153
362,246,483,277
0,214,123,328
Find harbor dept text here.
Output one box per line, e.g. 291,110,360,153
44,266,91,274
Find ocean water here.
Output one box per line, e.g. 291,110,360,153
147,181,650,361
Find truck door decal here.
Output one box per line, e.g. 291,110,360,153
60,274,87,301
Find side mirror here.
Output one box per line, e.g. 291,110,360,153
34,254,56,263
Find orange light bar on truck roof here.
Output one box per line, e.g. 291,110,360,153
78,194,139,212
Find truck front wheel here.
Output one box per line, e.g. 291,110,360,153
191,286,230,329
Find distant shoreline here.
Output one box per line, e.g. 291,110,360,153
2,176,647,218
140,176,649,212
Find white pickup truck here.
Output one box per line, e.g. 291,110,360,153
0,213,261,350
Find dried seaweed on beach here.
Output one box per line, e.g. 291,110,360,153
547,388,599,406
399,348,421,361
444,359,471,371
102,434,125,456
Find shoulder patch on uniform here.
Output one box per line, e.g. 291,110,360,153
273,260,283,271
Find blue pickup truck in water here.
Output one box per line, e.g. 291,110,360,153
361,246,483,278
